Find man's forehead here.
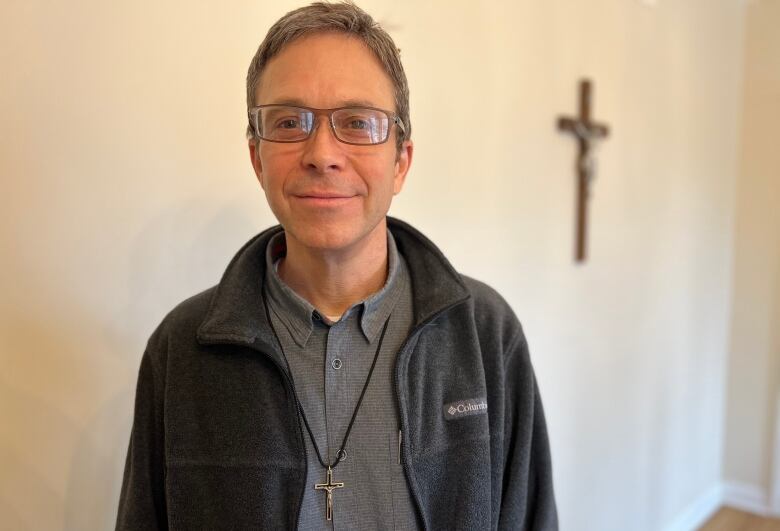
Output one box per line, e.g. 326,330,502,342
254,33,395,109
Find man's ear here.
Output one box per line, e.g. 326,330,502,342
248,140,265,189
393,139,413,195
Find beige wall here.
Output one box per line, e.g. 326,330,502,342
0,1,747,530
724,0,780,513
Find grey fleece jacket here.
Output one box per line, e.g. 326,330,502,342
116,217,558,530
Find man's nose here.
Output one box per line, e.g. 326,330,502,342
300,118,346,173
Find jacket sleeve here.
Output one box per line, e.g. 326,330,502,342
498,329,558,530
115,349,168,530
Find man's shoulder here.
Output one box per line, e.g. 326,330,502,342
166,285,218,326
460,275,517,319
460,274,504,302
145,285,218,354
458,274,526,352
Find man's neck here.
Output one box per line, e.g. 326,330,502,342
277,223,389,320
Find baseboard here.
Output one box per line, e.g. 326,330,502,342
659,480,780,530
722,481,780,518
662,483,723,531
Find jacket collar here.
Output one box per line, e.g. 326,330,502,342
196,217,470,355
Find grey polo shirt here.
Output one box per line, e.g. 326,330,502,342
264,229,420,531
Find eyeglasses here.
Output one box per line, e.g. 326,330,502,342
247,104,405,145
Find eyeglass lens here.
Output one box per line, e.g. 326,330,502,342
256,106,391,144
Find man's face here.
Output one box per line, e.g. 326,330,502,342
249,32,413,253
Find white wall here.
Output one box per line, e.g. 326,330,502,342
723,0,780,516
0,1,746,530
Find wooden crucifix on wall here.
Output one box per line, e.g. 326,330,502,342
557,79,611,263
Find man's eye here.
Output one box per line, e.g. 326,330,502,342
275,118,300,129
345,118,370,130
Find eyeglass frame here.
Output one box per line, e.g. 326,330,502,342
247,104,406,146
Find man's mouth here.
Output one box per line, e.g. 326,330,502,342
297,193,353,199
293,192,357,207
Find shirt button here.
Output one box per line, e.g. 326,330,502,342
331,359,343,370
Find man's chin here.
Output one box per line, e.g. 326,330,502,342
297,230,363,253
284,219,386,254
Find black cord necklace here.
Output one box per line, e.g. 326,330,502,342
264,293,391,522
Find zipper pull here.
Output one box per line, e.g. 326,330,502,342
398,430,402,464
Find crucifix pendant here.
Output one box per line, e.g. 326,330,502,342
314,466,344,521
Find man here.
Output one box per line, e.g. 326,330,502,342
116,3,557,530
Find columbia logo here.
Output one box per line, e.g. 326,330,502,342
443,398,488,421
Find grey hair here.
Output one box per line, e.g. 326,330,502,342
245,1,411,150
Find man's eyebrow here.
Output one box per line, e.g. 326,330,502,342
338,99,381,108
265,98,382,109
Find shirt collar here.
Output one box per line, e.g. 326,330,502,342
264,229,405,348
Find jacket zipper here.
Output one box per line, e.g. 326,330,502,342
393,298,469,531
220,338,308,531
204,339,309,529
269,354,308,531
398,430,402,465
259,295,310,530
